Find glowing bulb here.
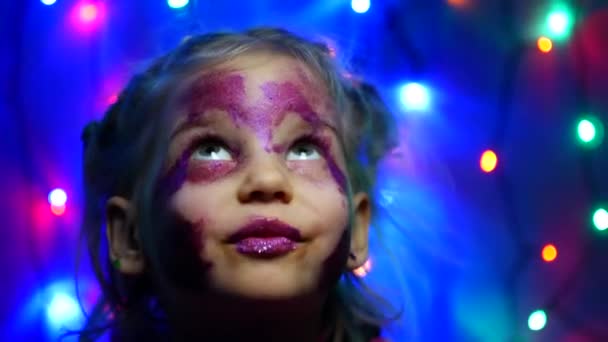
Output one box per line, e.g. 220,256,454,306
547,11,570,37
168,0,189,9
537,37,553,53
79,3,98,22
447,0,468,7
593,208,608,231
576,116,604,148
48,188,67,206
480,150,498,173
51,204,66,216
528,310,547,331
399,82,431,111
47,293,80,328
541,244,557,262
351,0,370,13
578,119,596,143
107,94,118,105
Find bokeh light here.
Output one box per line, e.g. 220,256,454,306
528,310,547,331
50,204,66,216
41,0,57,5
48,188,67,206
71,2,105,32
46,293,80,329
79,3,98,22
593,208,608,231
537,36,553,53
107,94,118,105
576,116,604,148
351,0,370,13
578,119,596,142
168,0,189,9
480,150,498,173
447,0,469,8
546,9,573,39
398,82,431,111
542,244,557,262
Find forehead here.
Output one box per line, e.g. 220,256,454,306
222,52,328,99
176,52,336,122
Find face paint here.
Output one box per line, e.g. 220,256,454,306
185,73,248,127
168,71,346,192
187,160,238,183
283,134,347,193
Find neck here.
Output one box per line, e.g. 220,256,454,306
166,291,333,342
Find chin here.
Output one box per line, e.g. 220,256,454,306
211,268,319,301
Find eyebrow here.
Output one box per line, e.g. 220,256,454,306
170,113,228,139
170,111,340,140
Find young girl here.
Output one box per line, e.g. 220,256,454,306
78,27,399,341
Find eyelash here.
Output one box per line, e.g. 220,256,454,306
183,132,326,159
187,133,235,157
289,134,326,155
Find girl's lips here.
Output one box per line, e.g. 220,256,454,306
235,237,297,258
227,217,303,258
227,217,303,243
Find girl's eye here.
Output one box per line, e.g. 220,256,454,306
192,140,232,161
286,140,322,161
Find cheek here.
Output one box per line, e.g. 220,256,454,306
186,160,238,183
155,212,212,291
287,158,347,192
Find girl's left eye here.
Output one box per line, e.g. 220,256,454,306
192,140,232,161
286,140,322,161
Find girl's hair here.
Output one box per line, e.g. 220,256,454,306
75,27,399,341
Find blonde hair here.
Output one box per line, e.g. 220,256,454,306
76,27,399,341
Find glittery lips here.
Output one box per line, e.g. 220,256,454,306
227,218,303,258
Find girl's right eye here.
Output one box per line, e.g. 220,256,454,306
191,139,233,161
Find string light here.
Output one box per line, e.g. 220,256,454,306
480,150,498,173
79,3,98,22
48,189,67,207
537,37,553,53
351,0,371,14
528,310,548,331
577,116,604,148
398,82,431,112
542,244,557,262
593,208,608,231
546,9,573,40
167,0,189,9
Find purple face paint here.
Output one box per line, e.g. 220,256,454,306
253,81,325,151
284,134,347,193
164,70,347,193
184,73,248,127
187,160,238,183
160,137,240,196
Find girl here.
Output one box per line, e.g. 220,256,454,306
77,27,399,341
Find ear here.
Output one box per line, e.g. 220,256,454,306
106,196,145,275
347,192,371,270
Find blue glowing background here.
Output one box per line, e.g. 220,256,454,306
1,0,608,340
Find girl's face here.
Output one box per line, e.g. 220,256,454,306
161,52,356,299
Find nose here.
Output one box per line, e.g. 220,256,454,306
237,154,294,204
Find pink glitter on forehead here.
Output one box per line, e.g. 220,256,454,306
163,70,347,193
184,72,247,126
260,81,325,127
